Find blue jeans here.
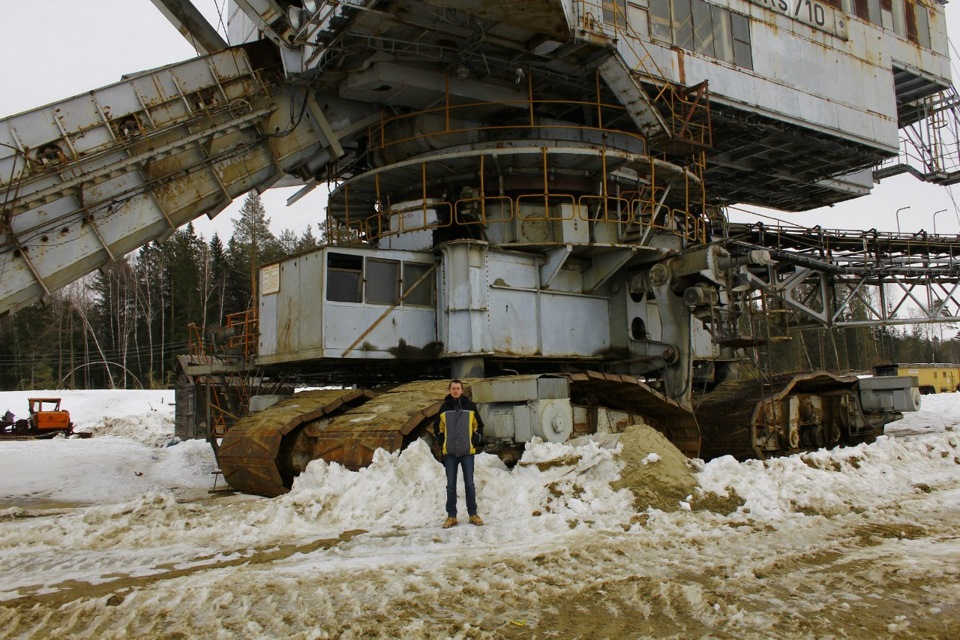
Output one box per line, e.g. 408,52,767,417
444,454,477,517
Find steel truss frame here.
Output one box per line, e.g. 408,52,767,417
724,221,960,328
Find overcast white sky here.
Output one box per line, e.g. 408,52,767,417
2,0,960,239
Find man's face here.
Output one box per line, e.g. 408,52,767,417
449,383,463,398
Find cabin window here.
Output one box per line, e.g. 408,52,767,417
731,13,753,69
692,0,715,57
672,0,695,50
891,0,905,37
916,4,930,48
854,0,882,26
647,0,752,70
817,0,932,50
880,0,894,30
853,0,867,22
627,1,650,37
712,5,733,62
365,258,400,305
905,0,931,47
326,253,363,303
603,0,629,26
649,0,672,41
403,262,434,306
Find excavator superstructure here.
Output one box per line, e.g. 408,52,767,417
3,1,956,495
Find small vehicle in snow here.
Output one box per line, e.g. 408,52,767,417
0,398,73,439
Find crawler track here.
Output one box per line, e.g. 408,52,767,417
217,381,451,497
694,371,878,460
217,389,377,497
566,371,701,458
217,373,704,497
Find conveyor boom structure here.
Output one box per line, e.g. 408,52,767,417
0,44,326,317
725,222,960,328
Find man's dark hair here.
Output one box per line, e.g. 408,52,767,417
449,379,463,388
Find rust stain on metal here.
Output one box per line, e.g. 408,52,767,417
218,389,376,496
216,159,260,189
145,153,188,182
566,370,700,458
694,371,859,460
218,381,450,497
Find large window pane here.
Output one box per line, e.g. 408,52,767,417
327,253,363,303
672,0,694,50
733,39,753,69
730,12,750,42
627,1,649,36
365,259,400,305
892,0,905,36
915,1,930,48
731,13,752,69
712,5,733,63
692,0,715,57
402,262,434,306
854,0,870,21
903,0,920,44
649,0,673,42
603,0,628,28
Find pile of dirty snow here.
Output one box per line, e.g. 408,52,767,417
274,436,633,536
89,413,174,446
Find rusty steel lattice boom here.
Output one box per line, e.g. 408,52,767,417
724,222,960,328
0,44,332,317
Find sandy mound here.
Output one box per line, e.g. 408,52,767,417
612,423,699,512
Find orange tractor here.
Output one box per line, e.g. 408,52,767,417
0,398,73,438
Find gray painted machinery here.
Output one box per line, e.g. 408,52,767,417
3,1,955,494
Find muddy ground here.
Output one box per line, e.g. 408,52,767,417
2,425,959,639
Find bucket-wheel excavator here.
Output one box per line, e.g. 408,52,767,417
4,1,959,495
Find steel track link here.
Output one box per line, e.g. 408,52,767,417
217,381,452,497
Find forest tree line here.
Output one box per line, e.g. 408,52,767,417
1,191,960,390
0,193,323,390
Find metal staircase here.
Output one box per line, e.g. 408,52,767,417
874,84,960,186
577,0,712,152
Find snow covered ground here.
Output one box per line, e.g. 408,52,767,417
1,389,959,639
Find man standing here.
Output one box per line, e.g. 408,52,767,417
434,379,485,528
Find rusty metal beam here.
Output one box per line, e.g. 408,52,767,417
150,0,229,55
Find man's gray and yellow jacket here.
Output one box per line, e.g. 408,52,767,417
434,394,485,456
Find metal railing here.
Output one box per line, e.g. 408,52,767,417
367,95,648,155
575,0,712,149
331,189,708,246
223,310,259,362
875,85,960,185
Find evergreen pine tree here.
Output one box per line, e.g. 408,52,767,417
226,191,280,311
208,233,229,326
297,224,320,252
